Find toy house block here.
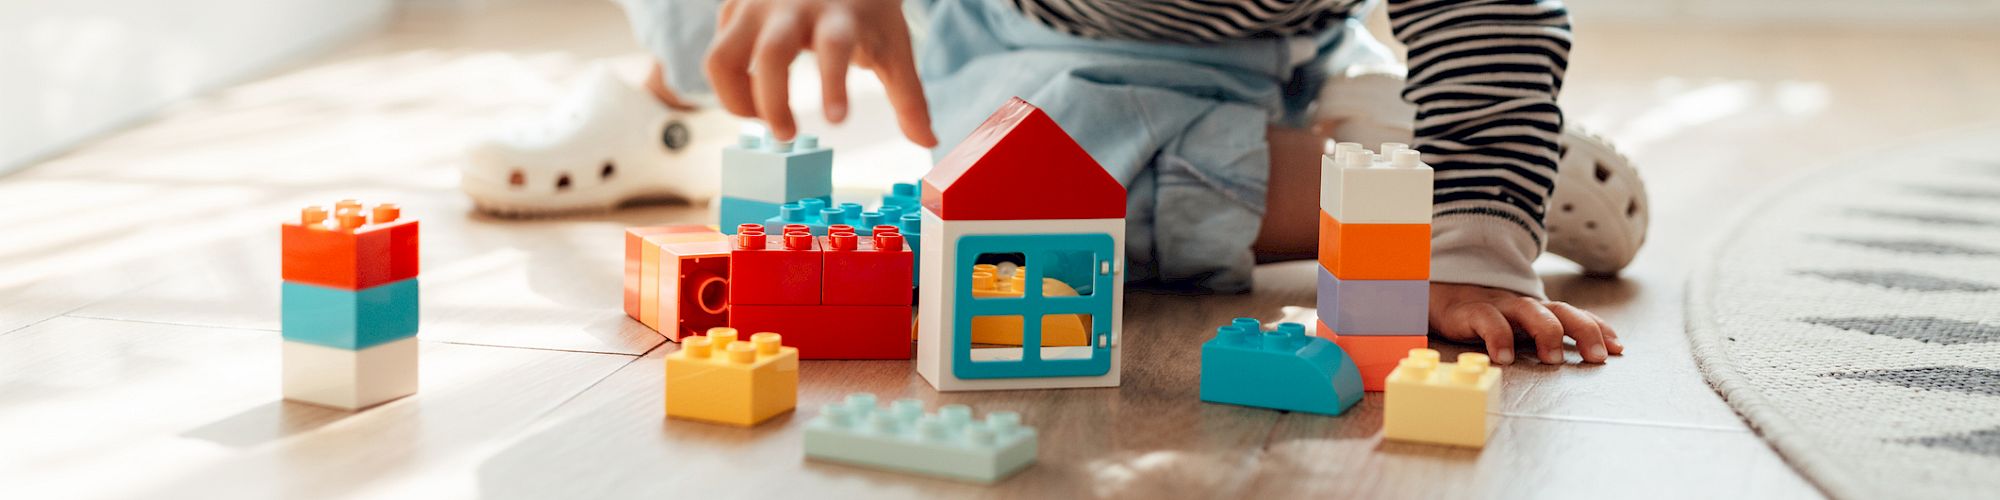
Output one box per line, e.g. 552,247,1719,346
719,196,787,235
720,132,833,204
1320,144,1433,224
282,202,419,290
821,228,913,306
1384,349,1501,447
624,225,724,323
1315,265,1428,335
283,337,418,410
917,98,1126,392
730,304,911,359
645,239,732,341
1317,209,1430,280
1200,319,1364,415
281,279,419,350
728,225,823,306
804,393,1037,483
921,98,1124,221
1323,323,1428,392
664,328,799,426
967,264,1088,346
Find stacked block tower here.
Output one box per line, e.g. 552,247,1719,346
718,132,832,234
728,223,913,359
280,200,419,410
917,97,1126,392
623,225,731,341
1317,142,1435,391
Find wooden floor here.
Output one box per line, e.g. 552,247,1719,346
6,1,2000,498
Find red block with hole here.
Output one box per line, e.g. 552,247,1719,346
654,239,732,341
821,225,913,306
282,201,419,290
728,224,822,306
730,303,912,359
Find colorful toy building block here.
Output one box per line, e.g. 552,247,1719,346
646,239,731,341
900,212,923,288
967,264,1087,346
281,201,418,290
664,328,799,426
728,224,823,306
1316,265,1428,335
804,393,1037,483
282,200,419,410
1320,144,1434,224
822,228,912,305
281,279,418,350
718,131,833,235
917,98,1125,392
763,199,861,235
881,181,921,214
282,337,418,410
1322,323,1427,392
719,196,787,235
730,304,911,359
1317,209,1430,280
1383,349,1501,447
624,225,717,319
1200,319,1364,415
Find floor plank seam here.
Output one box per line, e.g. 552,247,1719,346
434,339,659,357
60,313,281,333
520,341,666,424
1493,411,1747,433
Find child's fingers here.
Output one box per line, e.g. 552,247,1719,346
1463,303,1516,365
1499,298,1567,364
868,35,937,147
705,7,761,120
812,13,856,124
1545,302,1608,363
1596,315,1625,355
750,11,807,141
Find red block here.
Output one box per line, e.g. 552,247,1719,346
730,304,911,359
821,225,913,306
922,97,1126,221
728,224,822,306
282,201,418,290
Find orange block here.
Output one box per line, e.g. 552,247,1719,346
1323,321,1427,392
649,239,732,341
1316,210,1429,280
624,225,720,320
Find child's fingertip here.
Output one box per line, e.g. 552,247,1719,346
1493,348,1514,365
1585,344,1609,363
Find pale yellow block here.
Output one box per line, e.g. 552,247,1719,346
663,328,798,426
966,264,1088,346
1383,349,1501,447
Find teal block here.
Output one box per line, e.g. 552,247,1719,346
899,212,921,287
1199,318,1363,415
880,182,920,214
720,133,833,204
281,279,419,350
804,393,1036,483
719,196,787,235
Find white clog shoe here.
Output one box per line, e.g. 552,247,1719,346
1545,128,1649,276
463,66,735,216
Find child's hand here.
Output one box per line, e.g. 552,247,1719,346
704,0,938,147
1429,282,1624,365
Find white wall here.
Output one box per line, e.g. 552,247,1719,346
0,0,392,173
1568,0,2000,27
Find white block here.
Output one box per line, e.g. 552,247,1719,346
282,337,418,410
1319,147,1434,224
917,209,1123,392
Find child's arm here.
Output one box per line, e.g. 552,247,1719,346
1388,0,1624,363
703,0,937,147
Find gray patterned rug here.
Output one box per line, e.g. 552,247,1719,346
1688,125,2000,500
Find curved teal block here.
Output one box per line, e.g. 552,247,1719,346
1199,319,1363,415
282,279,419,350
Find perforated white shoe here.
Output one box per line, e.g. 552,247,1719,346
1545,128,1649,276
463,65,734,217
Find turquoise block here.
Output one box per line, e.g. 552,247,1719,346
281,279,419,350
720,196,788,235
880,181,920,214
719,133,833,204
899,212,921,287
804,393,1036,483
1199,319,1363,415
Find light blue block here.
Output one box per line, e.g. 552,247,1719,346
720,133,833,204
719,196,785,235
281,279,418,350
1316,265,1428,335
1200,319,1364,415
804,393,1036,483
899,212,921,287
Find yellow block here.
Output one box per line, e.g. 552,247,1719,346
967,263,1089,346
664,328,798,426
1383,349,1501,447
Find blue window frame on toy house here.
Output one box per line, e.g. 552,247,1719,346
952,233,1116,379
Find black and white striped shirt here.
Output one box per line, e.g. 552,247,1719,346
1009,0,1572,295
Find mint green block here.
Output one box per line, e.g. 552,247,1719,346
804,393,1037,483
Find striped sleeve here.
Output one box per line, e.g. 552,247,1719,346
1388,0,1571,298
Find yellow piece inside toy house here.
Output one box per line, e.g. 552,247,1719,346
968,263,1089,346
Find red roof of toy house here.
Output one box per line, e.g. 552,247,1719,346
921,97,1126,221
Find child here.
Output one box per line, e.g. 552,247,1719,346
467,0,1643,365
